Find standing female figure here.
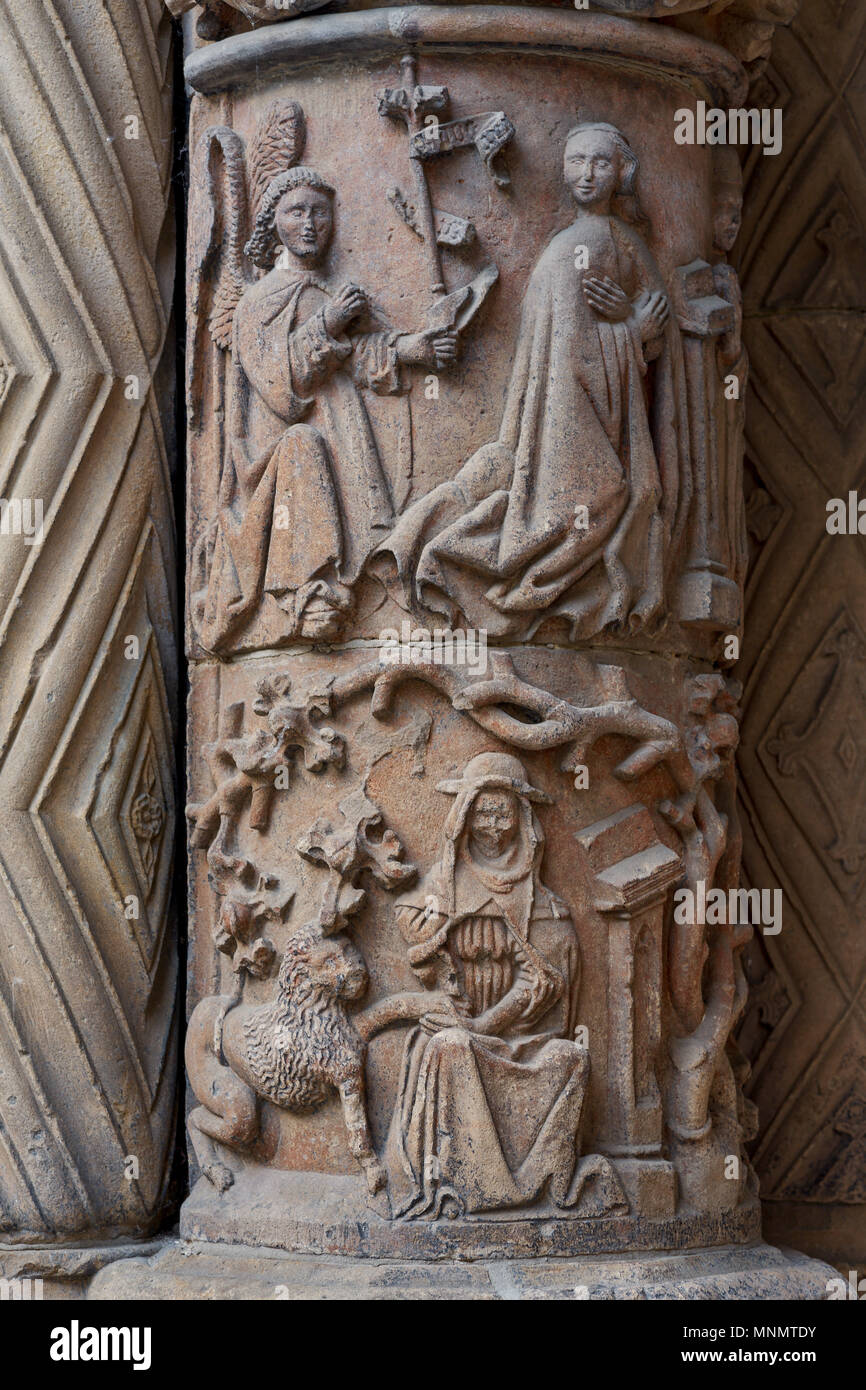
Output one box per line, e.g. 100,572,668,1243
379,123,690,641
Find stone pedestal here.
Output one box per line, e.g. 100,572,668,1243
87,1237,836,1302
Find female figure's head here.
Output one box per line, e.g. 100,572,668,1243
435,752,551,895
563,123,645,226
245,166,336,269
467,789,521,861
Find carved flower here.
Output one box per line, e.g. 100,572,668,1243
131,792,165,842
213,896,278,978
233,936,276,979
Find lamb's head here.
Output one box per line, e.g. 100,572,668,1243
278,922,369,1004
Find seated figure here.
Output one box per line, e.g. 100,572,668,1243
385,752,609,1220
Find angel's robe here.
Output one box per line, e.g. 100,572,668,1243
385,859,602,1220
195,268,405,651
376,213,690,641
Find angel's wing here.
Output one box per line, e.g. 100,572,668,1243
246,101,306,220
190,126,251,355
186,105,307,439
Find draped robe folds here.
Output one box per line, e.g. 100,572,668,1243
376,213,691,641
194,270,405,652
386,859,610,1221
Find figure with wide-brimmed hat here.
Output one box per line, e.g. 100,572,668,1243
385,751,623,1220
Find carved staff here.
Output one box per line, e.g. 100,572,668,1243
378,54,449,300
403,54,446,301
377,54,512,329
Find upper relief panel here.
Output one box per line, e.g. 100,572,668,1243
184,13,750,661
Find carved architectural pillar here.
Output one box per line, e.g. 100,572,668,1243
577,805,679,1155
736,0,866,1273
168,0,838,1296
0,1,178,1250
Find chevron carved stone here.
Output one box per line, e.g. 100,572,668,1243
736,0,866,1272
0,0,177,1241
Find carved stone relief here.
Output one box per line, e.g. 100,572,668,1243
185,36,750,668
0,0,856,1303
170,0,798,72
173,0,834,1292
181,635,763,1255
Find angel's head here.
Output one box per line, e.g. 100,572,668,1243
245,167,336,270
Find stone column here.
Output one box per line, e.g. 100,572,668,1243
0,0,178,1257
735,0,866,1274
167,0,837,1297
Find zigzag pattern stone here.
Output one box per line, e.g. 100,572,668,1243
737,0,866,1271
0,0,177,1241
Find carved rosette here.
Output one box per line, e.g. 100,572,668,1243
182,5,763,1257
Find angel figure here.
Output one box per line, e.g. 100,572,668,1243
191,148,458,652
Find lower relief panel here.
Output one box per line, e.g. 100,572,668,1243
184,645,759,1257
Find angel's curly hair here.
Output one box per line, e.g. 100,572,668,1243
244,166,335,269
564,123,648,232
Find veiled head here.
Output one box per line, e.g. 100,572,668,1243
467,789,521,860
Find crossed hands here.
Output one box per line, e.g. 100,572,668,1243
583,275,670,343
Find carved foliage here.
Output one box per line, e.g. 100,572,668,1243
186,653,751,1222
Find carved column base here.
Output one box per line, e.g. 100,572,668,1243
179,1165,757,1259
0,1240,164,1301
86,1236,837,1301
